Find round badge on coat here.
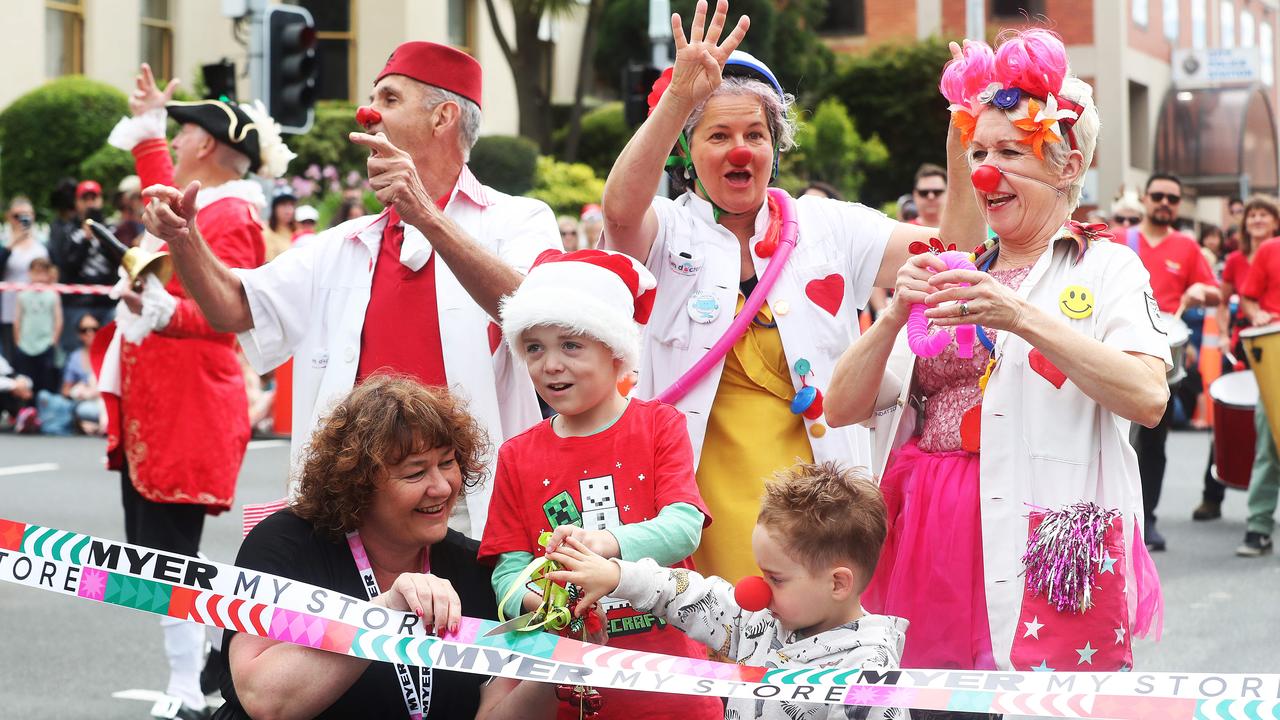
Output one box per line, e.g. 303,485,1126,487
687,290,721,324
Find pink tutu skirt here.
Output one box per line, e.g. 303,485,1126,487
863,438,996,670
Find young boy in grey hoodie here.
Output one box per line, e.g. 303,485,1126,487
547,461,911,720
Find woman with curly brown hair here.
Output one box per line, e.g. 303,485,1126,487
214,375,556,720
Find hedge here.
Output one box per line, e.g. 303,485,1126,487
284,100,366,179
468,135,540,196
0,76,129,216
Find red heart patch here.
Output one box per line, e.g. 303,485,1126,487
805,274,845,316
960,404,982,453
1028,348,1067,388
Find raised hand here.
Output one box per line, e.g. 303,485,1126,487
664,0,751,110
129,63,179,117
349,131,437,229
142,181,200,247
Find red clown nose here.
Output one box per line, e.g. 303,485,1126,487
356,106,382,129
734,576,772,612
727,146,753,167
971,165,1003,193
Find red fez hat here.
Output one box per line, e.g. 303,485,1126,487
376,42,482,108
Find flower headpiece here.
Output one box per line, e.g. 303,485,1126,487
941,31,1082,160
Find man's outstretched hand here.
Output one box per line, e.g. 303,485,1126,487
142,181,200,247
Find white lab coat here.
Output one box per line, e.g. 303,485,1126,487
628,191,895,468
869,234,1171,669
233,167,560,538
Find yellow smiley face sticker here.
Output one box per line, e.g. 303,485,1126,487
1059,285,1094,319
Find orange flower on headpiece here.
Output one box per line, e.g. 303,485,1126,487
948,97,983,145
1012,94,1077,160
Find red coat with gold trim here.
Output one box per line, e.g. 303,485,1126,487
107,137,265,512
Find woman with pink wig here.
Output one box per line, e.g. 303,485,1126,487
827,30,1170,687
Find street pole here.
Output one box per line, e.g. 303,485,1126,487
245,0,268,104
965,0,984,41
650,0,672,198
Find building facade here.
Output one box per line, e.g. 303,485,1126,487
6,0,591,139
820,0,1280,223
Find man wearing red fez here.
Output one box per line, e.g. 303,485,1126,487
97,62,294,718
143,42,560,538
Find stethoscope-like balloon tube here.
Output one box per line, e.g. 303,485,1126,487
907,250,978,359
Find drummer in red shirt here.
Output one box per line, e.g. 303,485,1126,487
1237,236,1280,557
1119,173,1221,551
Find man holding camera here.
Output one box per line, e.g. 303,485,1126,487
48,179,120,353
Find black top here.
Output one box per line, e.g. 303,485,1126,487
212,510,499,720
48,214,117,308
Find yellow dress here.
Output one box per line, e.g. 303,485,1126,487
693,296,813,583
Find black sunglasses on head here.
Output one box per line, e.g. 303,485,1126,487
1148,191,1181,205
914,188,945,198
1113,215,1141,226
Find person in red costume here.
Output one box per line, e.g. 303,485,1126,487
95,62,294,720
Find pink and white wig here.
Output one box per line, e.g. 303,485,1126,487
940,29,1099,210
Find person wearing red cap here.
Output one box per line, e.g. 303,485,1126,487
481,248,722,720
47,178,114,355
101,61,292,719
143,41,561,541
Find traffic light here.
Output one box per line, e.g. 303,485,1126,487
202,60,236,102
263,4,317,133
623,65,662,128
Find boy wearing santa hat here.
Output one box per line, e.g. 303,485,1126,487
479,249,722,720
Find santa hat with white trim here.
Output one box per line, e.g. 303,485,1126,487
501,249,657,371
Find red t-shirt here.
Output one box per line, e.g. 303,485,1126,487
479,399,720,720
1242,238,1280,315
1136,230,1218,313
356,202,449,385
1222,250,1251,320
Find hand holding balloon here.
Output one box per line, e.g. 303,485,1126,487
907,250,978,358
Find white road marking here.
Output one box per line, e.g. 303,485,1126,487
0,463,60,477
246,439,288,450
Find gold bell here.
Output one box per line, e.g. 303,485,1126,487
121,248,174,290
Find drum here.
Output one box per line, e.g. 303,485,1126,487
1209,371,1257,490
1163,313,1192,386
1241,325,1280,448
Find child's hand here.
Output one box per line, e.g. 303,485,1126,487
546,537,621,616
546,524,620,558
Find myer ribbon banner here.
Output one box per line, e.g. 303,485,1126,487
2,516,1278,719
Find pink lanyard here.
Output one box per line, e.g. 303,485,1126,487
346,530,432,720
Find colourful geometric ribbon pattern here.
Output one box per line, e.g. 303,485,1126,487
1,515,1278,719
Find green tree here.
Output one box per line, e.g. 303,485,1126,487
0,77,128,215
551,101,631,178
786,97,888,199
469,135,541,195
483,0,592,150
286,101,366,178
594,0,835,104
527,156,605,216
823,36,954,207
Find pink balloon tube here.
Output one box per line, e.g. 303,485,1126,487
907,250,978,359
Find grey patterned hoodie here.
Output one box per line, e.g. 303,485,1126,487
614,558,911,720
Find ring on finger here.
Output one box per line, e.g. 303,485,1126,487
959,302,970,317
